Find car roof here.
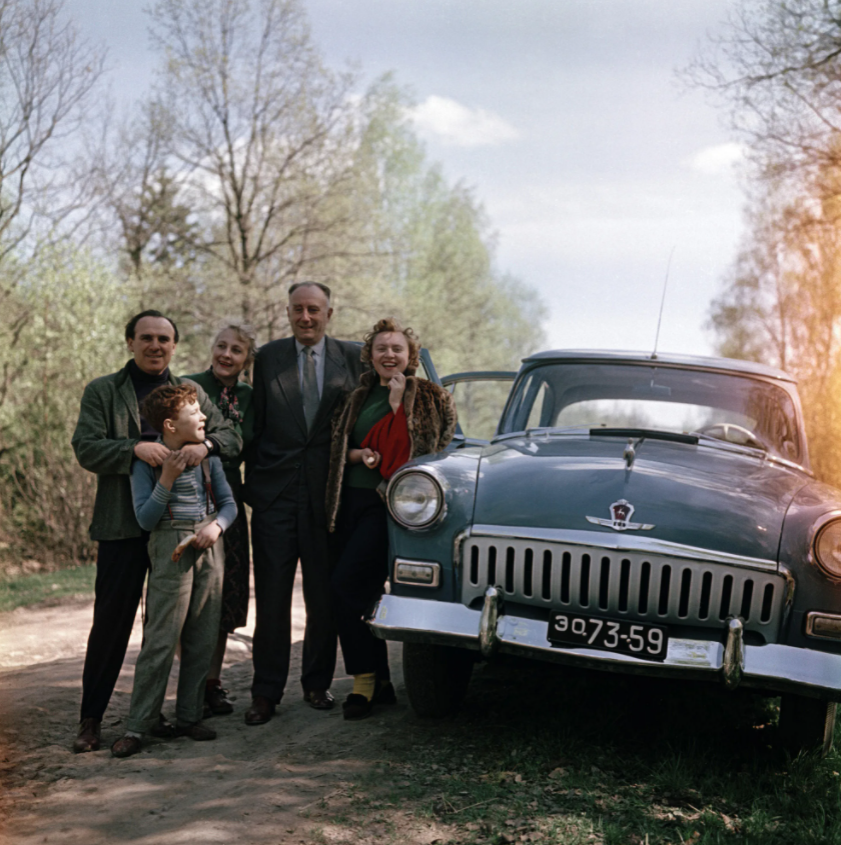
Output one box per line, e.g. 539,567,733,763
521,349,796,383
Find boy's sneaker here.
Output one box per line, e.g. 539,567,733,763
205,681,234,716
176,721,217,741
111,734,143,758
150,713,176,738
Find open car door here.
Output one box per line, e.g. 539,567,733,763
442,370,517,446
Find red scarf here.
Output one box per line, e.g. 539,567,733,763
361,405,411,480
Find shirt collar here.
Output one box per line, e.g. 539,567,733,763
295,337,326,357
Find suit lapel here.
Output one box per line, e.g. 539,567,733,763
118,365,141,434
274,339,308,436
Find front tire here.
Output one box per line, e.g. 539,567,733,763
402,642,474,718
779,693,837,756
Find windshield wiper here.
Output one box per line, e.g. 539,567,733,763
588,427,699,445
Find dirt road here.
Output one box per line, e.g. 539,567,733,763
0,576,449,845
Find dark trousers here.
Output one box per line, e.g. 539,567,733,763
80,535,149,721
331,488,390,680
250,482,336,702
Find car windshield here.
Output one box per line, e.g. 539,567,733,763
501,362,804,464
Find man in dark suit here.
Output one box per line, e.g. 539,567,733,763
244,282,365,724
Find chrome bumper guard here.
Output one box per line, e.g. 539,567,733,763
368,590,841,701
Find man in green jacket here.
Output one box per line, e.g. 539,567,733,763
70,310,242,753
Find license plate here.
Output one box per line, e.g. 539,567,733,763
547,611,669,662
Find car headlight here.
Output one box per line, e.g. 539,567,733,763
815,520,841,579
388,471,445,528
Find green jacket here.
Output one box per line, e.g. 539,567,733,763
71,361,243,541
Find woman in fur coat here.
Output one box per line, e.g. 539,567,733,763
326,318,457,720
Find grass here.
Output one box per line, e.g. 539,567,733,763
0,564,95,613
307,657,841,845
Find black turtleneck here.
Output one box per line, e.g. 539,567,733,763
128,359,170,441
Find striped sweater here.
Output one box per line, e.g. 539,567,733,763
130,454,237,532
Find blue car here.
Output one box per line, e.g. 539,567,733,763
369,350,841,754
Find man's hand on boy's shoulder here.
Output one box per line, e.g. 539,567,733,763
181,442,210,466
194,520,222,550
134,441,170,466
159,450,189,489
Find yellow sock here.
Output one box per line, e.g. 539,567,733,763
352,673,376,701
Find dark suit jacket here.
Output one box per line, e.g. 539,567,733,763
245,336,365,522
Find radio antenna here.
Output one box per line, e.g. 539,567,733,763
651,246,675,361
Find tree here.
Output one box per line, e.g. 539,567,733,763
88,102,197,280
709,177,841,484
693,1,841,485
688,0,841,196
146,0,362,328
332,79,545,374
0,0,105,263
0,246,126,564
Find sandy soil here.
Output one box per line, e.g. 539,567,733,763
0,574,441,845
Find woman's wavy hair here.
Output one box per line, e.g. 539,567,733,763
361,318,421,376
213,321,258,378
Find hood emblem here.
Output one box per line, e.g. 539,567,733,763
586,499,654,532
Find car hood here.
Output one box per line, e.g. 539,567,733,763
471,436,810,561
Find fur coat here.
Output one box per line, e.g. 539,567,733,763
325,370,457,531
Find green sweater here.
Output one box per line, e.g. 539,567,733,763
345,383,391,489
183,369,254,481
71,361,242,542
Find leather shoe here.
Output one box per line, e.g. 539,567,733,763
373,681,397,705
73,717,101,753
303,689,335,710
150,713,176,738
244,695,275,725
111,734,142,758
342,693,373,721
205,682,234,716
175,721,216,741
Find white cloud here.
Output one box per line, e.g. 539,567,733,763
408,95,521,147
687,142,746,176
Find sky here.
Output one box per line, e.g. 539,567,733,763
68,0,743,359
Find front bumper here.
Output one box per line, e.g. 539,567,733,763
368,592,841,701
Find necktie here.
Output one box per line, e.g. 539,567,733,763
302,347,319,431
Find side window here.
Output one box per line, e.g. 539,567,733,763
504,372,554,433
415,357,430,382
447,378,514,442
524,381,553,430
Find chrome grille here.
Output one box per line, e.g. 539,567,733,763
461,537,786,639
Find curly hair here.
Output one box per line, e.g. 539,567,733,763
361,318,421,375
141,383,198,434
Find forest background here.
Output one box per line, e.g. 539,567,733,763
0,0,544,571
5,0,841,575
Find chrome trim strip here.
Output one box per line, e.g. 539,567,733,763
368,595,841,699
393,558,441,588
722,618,744,690
479,586,500,657
468,525,778,571
780,564,796,629
453,527,472,573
